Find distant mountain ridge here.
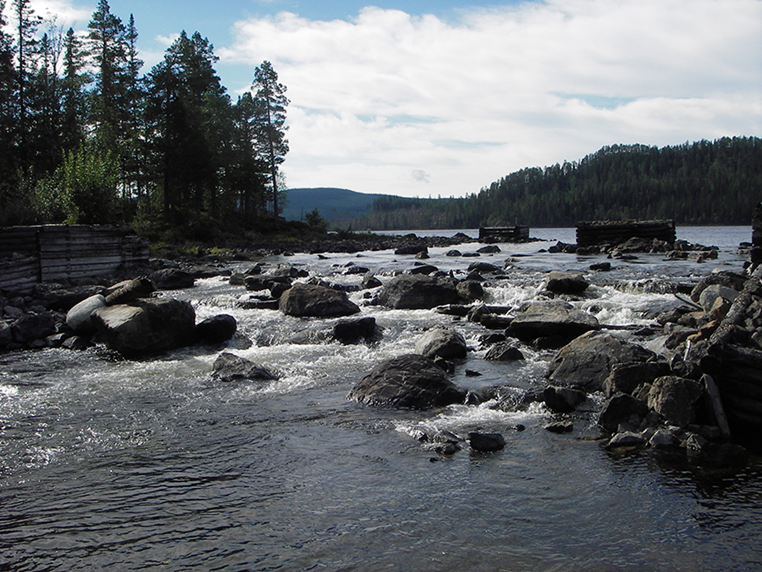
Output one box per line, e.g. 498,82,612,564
282,188,394,223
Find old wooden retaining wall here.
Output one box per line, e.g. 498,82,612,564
479,225,530,242
0,225,149,294
576,219,676,247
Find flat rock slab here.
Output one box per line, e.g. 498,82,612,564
507,300,599,342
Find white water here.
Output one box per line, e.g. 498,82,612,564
1,227,760,571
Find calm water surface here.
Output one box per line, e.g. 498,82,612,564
1,227,760,571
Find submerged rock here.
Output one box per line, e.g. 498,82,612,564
347,354,466,410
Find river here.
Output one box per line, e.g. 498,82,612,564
1,227,760,571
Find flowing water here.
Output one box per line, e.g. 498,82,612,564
1,227,761,571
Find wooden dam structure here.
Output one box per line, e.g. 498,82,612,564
576,219,676,247
0,225,149,294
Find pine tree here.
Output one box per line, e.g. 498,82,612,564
251,60,289,218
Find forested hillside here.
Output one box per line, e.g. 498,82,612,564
0,0,288,240
283,188,384,223
348,137,762,230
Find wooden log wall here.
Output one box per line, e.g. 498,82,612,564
479,226,530,242
0,225,149,294
576,219,676,247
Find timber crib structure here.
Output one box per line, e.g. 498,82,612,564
0,225,149,294
479,225,530,243
576,219,676,247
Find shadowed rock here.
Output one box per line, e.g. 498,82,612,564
347,354,466,410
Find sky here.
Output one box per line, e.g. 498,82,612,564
14,0,762,198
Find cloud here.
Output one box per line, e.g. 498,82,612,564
411,169,430,183
28,0,91,27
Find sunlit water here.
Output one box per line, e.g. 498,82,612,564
1,227,760,571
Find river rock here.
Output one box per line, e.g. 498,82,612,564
395,244,428,256
279,283,360,317
543,271,589,294
467,261,502,274
506,300,599,343
647,376,704,428
547,331,655,392
698,284,739,313
543,385,587,413
149,268,195,290
212,351,276,382
606,431,645,449
104,277,155,305
485,342,524,361
66,294,107,334
468,432,506,451
196,314,237,344
91,298,196,357
362,274,383,289
603,361,670,397
378,274,459,309
598,392,650,432
332,316,378,344
415,327,468,360
0,322,12,347
456,280,484,302
11,312,57,344
347,354,466,409
409,264,438,275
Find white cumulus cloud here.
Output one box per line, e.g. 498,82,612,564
220,0,762,197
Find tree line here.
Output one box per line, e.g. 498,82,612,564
0,0,288,239
345,137,762,230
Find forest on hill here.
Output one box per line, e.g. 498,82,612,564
0,0,288,242
344,137,762,230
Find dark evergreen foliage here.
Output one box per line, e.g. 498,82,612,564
350,138,762,229
0,2,288,233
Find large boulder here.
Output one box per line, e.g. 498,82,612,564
91,298,196,357
543,271,589,295
546,331,655,392
378,274,459,309
212,351,276,382
415,327,468,360
279,283,360,317
507,300,599,343
485,341,524,361
196,314,237,344
647,376,704,428
66,294,107,334
347,354,466,409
